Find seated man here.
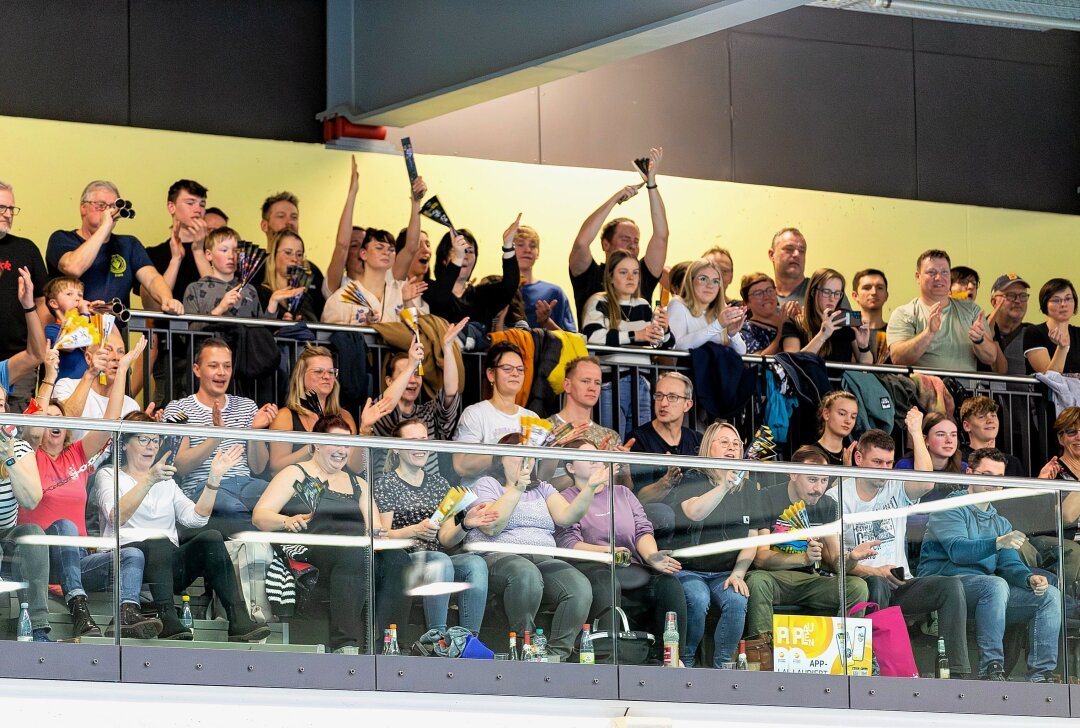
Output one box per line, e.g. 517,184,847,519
826,418,972,678
54,327,142,443
809,391,858,466
163,337,278,533
745,447,873,648
628,372,702,505
920,447,1061,682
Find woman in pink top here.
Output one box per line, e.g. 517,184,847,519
22,337,161,639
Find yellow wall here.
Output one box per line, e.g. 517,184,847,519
3,114,1077,320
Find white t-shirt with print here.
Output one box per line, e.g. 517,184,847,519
825,477,917,579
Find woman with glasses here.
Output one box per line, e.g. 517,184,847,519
23,338,161,639
259,230,320,322
1045,409,1080,549
667,258,746,352
737,273,800,355
1025,278,1080,374
664,423,758,667
426,216,522,339
94,411,270,641
782,267,873,364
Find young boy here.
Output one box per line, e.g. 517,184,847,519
183,227,290,318
44,276,103,380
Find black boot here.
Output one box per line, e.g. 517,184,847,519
156,601,193,640
69,595,103,638
225,602,270,643
104,603,163,639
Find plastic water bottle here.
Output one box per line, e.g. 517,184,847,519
662,611,679,667
180,595,194,629
521,630,534,661
386,624,400,656
579,624,595,664
508,631,519,661
382,628,393,655
534,628,548,662
17,602,32,642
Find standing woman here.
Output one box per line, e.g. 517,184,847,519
581,250,673,438
259,229,318,321
374,419,495,636
253,415,409,653
1025,278,1080,374
666,258,746,352
463,433,598,661
782,268,873,364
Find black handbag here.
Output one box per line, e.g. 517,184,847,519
582,607,655,665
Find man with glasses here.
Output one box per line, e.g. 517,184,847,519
163,338,278,533
888,249,1003,372
744,446,872,651
0,182,51,408
984,274,1031,376
920,448,1061,682
825,418,973,679
45,180,184,314
628,372,701,505
852,268,890,364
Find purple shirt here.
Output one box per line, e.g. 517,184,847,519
555,484,653,565
465,476,558,548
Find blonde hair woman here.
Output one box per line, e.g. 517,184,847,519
667,258,747,352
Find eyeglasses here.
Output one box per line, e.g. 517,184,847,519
1061,428,1080,438
82,200,115,211
1049,296,1076,307
653,392,688,403
494,364,525,375
747,287,776,300
818,288,843,299
0,205,20,217
694,275,722,288
1000,292,1030,303
134,435,161,447
715,438,742,449
310,367,339,378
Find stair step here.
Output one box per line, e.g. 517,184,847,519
74,636,325,653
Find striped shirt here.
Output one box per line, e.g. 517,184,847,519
372,393,462,479
0,439,35,535
163,394,257,498
580,293,672,367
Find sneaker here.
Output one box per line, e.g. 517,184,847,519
1030,672,1052,684
982,661,1006,681
68,596,103,638
32,628,54,643
105,603,162,639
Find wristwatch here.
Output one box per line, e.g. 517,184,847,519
454,510,472,530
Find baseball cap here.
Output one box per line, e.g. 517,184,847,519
991,273,1029,293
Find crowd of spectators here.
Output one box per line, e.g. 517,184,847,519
0,155,1077,681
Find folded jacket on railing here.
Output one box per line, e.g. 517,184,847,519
373,315,463,399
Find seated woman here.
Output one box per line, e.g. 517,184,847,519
23,339,160,639
666,258,746,352
374,419,495,636
94,412,270,641
253,415,408,653
664,423,757,668
782,267,873,364
258,230,321,321
554,439,686,663
463,433,597,661
1025,277,1080,374
738,273,800,355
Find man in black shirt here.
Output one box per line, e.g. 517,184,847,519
0,182,49,409
629,372,702,504
745,447,873,642
259,191,326,317
568,147,668,323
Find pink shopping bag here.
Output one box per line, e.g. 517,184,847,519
848,601,918,678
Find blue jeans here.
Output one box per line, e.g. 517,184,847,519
677,570,748,667
958,574,1061,679
44,519,146,605
191,474,269,516
410,550,489,634
600,374,652,440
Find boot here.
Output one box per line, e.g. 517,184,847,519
225,602,270,643
156,601,193,640
105,603,163,639
69,595,103,638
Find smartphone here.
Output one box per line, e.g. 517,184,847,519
836,310,862,327
890,566,906,581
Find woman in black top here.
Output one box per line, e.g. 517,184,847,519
424,217,522,338
782,267,873,364
1025,278,1080,374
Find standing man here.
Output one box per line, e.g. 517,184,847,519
852,268,890,364
985,273,1032,376
0,181,49,409
259,191,326,317
569,147,668,322
144,180,212,309
887,249,1002,372
46,181,184,314
768,227,850,308
516,225,575,331
826,418,973,679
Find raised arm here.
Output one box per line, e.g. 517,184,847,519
4,268,48,384
327,156,360,292
888,302,942,366
546,467,605,527
570,186,639,276
441,318,467,400
57,212,116,277
392,176,428,282
82,336,145,457
640,148,668,279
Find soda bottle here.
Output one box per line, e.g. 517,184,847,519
936,638,950,679
180,595,194,629
662,611,679,667
521,630,534,661
17,602,32,642
387,623,401,656
579,624,595,665
736,639,749,670
382,629,393,655
508,631,519,661
534,628,548,662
